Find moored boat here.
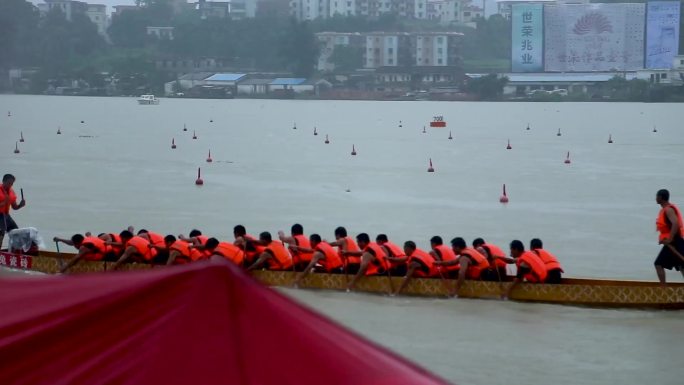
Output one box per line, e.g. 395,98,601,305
3,250,683,309
137,94,160,105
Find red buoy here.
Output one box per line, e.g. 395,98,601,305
557,128,562,137
171,138,177,149
448,131,453,140
499,184,509,203
313,127,318,136
206,149,212,163
399,121,403,128
324,134,330,144
192,130,197,140
427,158,434,172
506,139,512,150
13,142,20,154
195,168,204,185
351,144,357,156
608,134,613,144
422,126,426,134
19,132,24,143
564,151,571,164
57,127,61,135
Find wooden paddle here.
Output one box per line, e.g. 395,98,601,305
20,188,24,201
55,241,66,270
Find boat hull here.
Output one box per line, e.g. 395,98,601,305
4,251,684,309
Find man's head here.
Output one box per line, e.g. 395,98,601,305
309,233,322,248
450,237,467,254
205,237,219,250
376,234,389,245
2,174,15,189
334,226,347,240
510,240,525,259
356,233,371,249
291,223,304,236
233,225,246,238
472,238,485,248
70,234,85,248
403,240,417,256
189,229,202,237
656,189,670,205
430,236,443,248
259,231,272,244
530,238,543,250
164,235,177,247
119,230,133,242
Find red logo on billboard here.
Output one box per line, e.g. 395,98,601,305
573,13,613,35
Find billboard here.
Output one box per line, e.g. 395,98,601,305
511,4,544,72
544,4,646,72
646,1,681,69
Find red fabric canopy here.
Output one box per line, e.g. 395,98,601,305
0,260,453,385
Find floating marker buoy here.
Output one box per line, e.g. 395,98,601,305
209,119,213,123
195,168,204,185
564,151,571,164
192,130,197,140
324,134,330,144
293,123,297,130
526,123,530,131
13,142,20,154
313,127,317,135
57,127,61,135
422,126,426,134
506,139,512,150
448,131,453,140
653,125,657,133
399,120,402,128
183,124,187,132
206,149,212,163
345,189,351,193
351,144,357,156
499,184,509,203
80,120,84,124
19,132,24,143
171,138,177,149
608,134,613,144
427,158,434,173
7,111,10,117
557,128,562,137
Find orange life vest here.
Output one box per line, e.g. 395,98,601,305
364,242,388,276
146,232,166,248
212,242,245,266
265,241,293,270
516,251,548,283
407,248,436,277
196,235,208,245
432,244,459,272
381,241,406,267
81,236,106,261
533,248,564,273
0,186,17,214
105,233,123,255
169,240,203,264
656,203,684,241
126,236,156,261
241,234,266,262
315,241,343,272
482,243,508,269
291,234,313,265
459,247,489,279
338,237,361,265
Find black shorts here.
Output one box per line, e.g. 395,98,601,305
390,265,407,277
0,214,18,234
546,269,563,284
345,263,360,274
654,237,684,271
480,268,507,282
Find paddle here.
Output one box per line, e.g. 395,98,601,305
666,244,684,264
20,188,24,201
55,241,66,271
437,267,453,298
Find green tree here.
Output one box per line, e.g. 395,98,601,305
328,45,364,72
279,20,319,77
465,74,508,100
0,0,40,68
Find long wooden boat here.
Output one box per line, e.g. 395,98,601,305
2,251,684,309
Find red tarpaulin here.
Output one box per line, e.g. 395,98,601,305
0,260,452,385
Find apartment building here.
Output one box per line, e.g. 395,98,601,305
317,32,363,71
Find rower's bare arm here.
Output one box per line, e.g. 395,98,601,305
296,253,323,284
342,250,363,257
247,253,270,271
53,237,75,246
348,253,372,289
60,253,84,273
386,256,408,263
278,232,295,244
293,245,315,253
495,256,515,264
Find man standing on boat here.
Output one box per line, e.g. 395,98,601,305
0,174,26,250
654,189,684,283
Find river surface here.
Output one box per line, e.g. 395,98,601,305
1,95,683,384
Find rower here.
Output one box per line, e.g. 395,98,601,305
246,232,293,271
110,230,157,270
278,223,312,271
433,237,489,295
376,234,407,276
179,229,208,247
293,233,344,286
328,226,361,274
345,233,389,291
501,240,547,299
233,225,265,265
137,229,168,263
394,241,437,295
429,236,459,278
654,189,684,283
203,237,244,266
530,238,564,284
472,238,508,281
0,174,26,249
54,234,107,273
163,235,204,265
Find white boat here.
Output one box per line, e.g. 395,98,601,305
137,95,160,105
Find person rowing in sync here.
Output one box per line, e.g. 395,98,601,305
246,232,293,271
393,241,437,295
179,229,208,248
376,234,407,276
160,235,204,265
233,225,264,265
278,223,313,271
499,240,548,299
472,238,508,281
433,237,489,296
345,233,389,291
54,233,109,273
202,237,245,266
654,189,684,284
292,234,344,286
429,236,459,278
328,226,361,274
110,230,158,270
137,229,168,263
530,238,564,284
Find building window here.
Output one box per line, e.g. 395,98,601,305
347,1,351,6
437,48,443,54
662,73,667,79
681,59,684,65
437,37,443,43
437,58,443,64
388,58,393,64
388,48,393,54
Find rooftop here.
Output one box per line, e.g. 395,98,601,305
499,72,639,82
238,78,274,85
178,72,214,81
270,78,307,85
205,73,247,82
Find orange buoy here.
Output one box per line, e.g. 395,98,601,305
313,127,318,136
422,126,426,134
195,168,204,185
57,127,61,135
608,134,613,144
499,184,509,203
19,132,24,143
506,139,512,150
206,149,212,163
171,138,177,149
427,158,434,172
557,128,562,137
192,130,197,140
13,142,20,154
183,124,187,132
448,131,453,140
351,145,357,156
564,151,571,164
324,134,329,144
